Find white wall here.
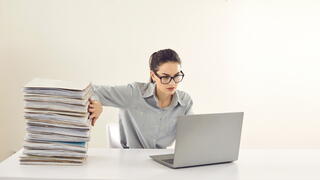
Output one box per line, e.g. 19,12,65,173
1,0,320,161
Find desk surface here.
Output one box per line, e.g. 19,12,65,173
0,148,320,180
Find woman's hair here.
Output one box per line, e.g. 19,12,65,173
149,49,181,83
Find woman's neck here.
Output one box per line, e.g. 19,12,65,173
155,87,172,108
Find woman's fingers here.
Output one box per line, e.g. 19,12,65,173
88,99,102,126
91,117,95,126
94,118,98,126
89,112,100,119
89,113,96,120
90,115,99,126
88,108,95,113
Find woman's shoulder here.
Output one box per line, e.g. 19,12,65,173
130,82,151,91
129,82,154,96
176,89,193,102
130,81,149,88
175,90,193,109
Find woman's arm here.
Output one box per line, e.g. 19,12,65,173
88,83,135,126
91,84,135,108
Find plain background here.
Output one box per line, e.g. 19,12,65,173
1,0,320,161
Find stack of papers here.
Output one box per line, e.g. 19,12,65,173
20,78,93,165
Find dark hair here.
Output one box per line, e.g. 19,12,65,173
149,49,181,83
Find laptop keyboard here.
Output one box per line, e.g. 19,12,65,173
163,159,174,164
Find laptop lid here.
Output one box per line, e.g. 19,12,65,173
172,112,244,168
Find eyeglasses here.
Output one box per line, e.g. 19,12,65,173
154,71,184,84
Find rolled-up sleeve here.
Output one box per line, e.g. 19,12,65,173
91,84,135,108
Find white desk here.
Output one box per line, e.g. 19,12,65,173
0,148,319,180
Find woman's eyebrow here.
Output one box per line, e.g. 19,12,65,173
161,72,181,76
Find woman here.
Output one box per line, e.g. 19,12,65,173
88,49,193,149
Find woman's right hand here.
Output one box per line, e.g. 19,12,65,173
88,98,103,126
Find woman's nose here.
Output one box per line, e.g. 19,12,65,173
169,78,176,85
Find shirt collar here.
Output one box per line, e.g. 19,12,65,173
142,82,185,106
142,82,155,98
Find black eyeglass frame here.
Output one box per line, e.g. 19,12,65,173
154,70,185,84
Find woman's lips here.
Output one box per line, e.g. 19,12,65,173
167,87,175,91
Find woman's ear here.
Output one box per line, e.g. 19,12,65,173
150,71,156,83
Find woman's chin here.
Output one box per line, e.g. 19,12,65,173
166,89,176,95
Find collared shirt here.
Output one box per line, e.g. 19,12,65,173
91,82,193,149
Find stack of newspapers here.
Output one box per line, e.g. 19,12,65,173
20,78,93,165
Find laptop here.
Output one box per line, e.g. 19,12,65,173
150,112,244,168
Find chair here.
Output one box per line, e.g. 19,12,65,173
106,123,175,149
106,123,122,148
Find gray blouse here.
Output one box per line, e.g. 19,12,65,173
91,82,193,149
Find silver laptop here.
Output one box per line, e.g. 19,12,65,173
150,112,244,168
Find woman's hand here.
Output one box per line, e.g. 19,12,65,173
88,98,103,126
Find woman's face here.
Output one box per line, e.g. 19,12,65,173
151,62,182,96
